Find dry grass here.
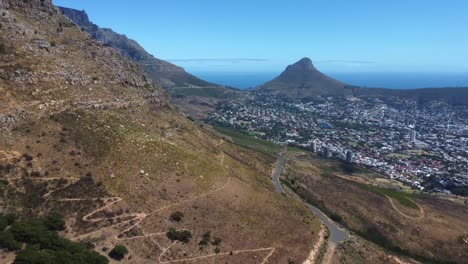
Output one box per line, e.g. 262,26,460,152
0,9,323,264
283,152,468,264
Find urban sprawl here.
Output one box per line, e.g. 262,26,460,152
207,94,468,196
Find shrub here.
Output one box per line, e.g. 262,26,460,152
166,228,192,243
330,213,343,223
169,211,184,222
214,247,221,254
0,217,7,231
198,231,211,246
211,237,222,246
44,213,66,231
0,230,22,251
9,216,108,263
108,244,128,261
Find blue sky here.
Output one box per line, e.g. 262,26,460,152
55,0,468,73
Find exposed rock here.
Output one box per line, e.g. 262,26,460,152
59,7,217,89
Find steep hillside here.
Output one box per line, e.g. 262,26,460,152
252,58,351,99
59,7,246,118
282,151,468,264
58,7,215,89
0,1,322,263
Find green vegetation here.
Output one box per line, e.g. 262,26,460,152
0,213,108,264
0,213,16,231
354,182,418,209
108,244,128,261
166,228,192,243
198,231,211,246
0,230,22,251
169,211,184,222
169,87,236,99
44,213,66,231
213,126,281,157
281,178,343,224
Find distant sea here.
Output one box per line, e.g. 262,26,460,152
193,72,468,90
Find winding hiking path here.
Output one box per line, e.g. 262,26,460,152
40,152,276,263
385,195,425,220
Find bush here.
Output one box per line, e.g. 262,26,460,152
198,231,211,246
169,211,184,222
0,213,17,230
108,244,128,261
0,217,7,231
0,230,22,251
44,213,66,231
166,228,192,243
211,237,222,246
8,216,108,263
14,245,109,264
330,213,343,223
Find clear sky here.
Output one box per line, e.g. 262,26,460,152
55,0,468,73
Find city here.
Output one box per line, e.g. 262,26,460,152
207,93,468,196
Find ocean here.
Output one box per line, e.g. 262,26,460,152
193,72,468,90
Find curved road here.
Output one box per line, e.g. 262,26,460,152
272,156,349,244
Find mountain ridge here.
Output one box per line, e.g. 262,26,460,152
59,7,218,89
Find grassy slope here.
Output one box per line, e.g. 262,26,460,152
213,126,282,157
284,152,468,264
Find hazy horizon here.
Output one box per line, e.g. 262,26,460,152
192,71,468,90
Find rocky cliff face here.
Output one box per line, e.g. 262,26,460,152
59,7,216,88
0,1,168,129
0,0,57,14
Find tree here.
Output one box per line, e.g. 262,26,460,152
0,230,22,251
108,244,128,261
166,228,192,243
44,212,66,231
169,211,184,222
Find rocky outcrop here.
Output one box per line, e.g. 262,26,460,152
0,0,169,126
59,7,216,88
0,0,57,14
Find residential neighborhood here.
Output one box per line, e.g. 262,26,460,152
207,93,468,196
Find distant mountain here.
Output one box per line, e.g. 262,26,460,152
59,7,216,88
253,57,468,105
252,58,351,98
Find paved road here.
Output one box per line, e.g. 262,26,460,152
272,156,286,193
272,156,350,244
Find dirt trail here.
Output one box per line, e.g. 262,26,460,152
385,195,425,220
49,152,275,264
303,227,327,264
159,242,275,264
322,243,336,264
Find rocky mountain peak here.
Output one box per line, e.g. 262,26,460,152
58,7,91,27
253,57,348,98
285,57,317,73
